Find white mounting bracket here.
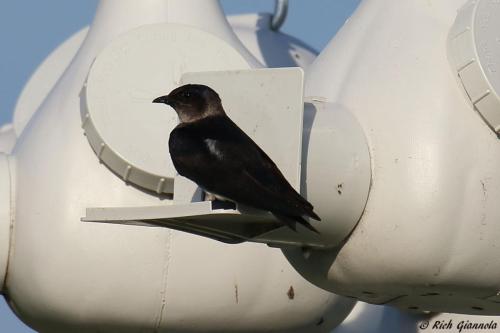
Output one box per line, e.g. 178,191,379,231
83,200,323,247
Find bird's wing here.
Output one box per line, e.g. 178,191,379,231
169,116,318,220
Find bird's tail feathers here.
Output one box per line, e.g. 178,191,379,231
294,200,321,222
288,191,321,221
307,210,321,221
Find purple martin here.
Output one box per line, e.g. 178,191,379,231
153,84,320,232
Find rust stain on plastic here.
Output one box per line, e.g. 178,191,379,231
234,284,239,304
287,286,295,300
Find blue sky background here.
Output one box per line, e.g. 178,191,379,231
0,1,360,331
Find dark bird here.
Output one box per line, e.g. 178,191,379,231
153,84,320,232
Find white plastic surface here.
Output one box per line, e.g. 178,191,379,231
0,124,16,154
0,154,11,292
5,1,354,332
285,0,500,315
11,14,317,142
13,28,89,138
332,301,500,333
83,23,251,194
448,0,500,133
228,13,317,68
298,99,371,246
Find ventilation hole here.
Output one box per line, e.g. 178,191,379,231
408,306,419,310
472,306,484,311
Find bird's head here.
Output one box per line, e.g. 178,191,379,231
153,84,224,123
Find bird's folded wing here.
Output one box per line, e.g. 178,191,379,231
172,116,315,217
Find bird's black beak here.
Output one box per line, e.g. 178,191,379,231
152,95,170,105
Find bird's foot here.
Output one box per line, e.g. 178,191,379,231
204,191,217,201
204,191,236,210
